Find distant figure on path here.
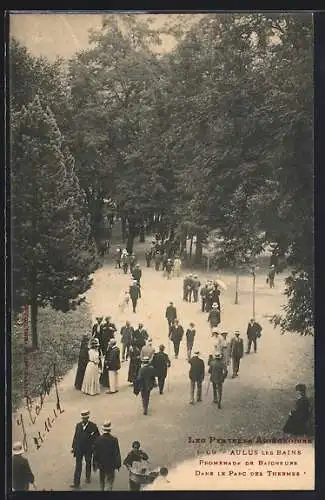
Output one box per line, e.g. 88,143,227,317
169,319,184,359
120,321,134,362
165,258,173,279
12,442,35,491
81,338,101,396
129,253,137,274
92,316,104,338
173,256,181,277
93,421,121,491
115,247,122,269
188,350,205,404
133,323,149,350
129,280,140,313
121,250,129,274
267,265,276,288
154,251,162,271
140,338,155,364
75,335,90,390
105,339,121,394
208,352,228,408
119,290,130,313
152,344,171,394
127,344,142,385
220,331,231,367
200,283,208,312
283,384,312,436
123,441,149,491
192,275,201,303
186,323,196,360
165,301,177,330
145,249,152,268
132,263,142,287
70,410,100,489
246,318,262,354
208,303,221,331
98,316,116,356
229,331,244,378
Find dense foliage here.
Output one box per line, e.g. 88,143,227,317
10,12,313,335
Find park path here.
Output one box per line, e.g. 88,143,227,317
12,254,314,491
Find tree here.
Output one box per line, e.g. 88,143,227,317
12,96,98,349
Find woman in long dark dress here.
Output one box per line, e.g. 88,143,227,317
127,344,142,385
74,335,90,390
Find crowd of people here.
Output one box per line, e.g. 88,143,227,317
12,241,312,492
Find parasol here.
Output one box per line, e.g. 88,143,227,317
214,279,227,291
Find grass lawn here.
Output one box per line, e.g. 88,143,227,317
12,302,92,410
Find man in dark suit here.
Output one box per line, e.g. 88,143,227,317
105,339,121,394
165,302,177,331
92,316,104,337
135,357,156,415
169,319,184,359
120,321,134,361
189,351,205,404
93,421,121,491
152,344,171,394
98,316,116,356
12,442,35,491
133,323,149,350
283,384,312,436
208,353,228,408
230,331,244,378
246,318,262,354
129,280,140,313
70,410,100,489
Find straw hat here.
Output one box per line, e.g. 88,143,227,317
80,409,90,418
102,421,112,433
12,442,24,455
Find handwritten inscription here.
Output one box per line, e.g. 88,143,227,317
16,363,65,451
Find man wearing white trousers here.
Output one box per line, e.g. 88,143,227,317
105,339,121,394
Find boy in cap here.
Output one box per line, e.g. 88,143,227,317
208,353,228,408
188,350,205,404
70,410,100,489
123,441,149,491
93,421,121,491
12,442,35,491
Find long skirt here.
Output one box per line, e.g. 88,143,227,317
74,360,88,390
128,358,141,383
81,362,100,395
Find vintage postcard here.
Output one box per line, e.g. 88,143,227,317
9,11,314,491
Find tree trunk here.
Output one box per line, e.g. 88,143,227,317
30,292,39,350
189,236,194,259
139,223,145,243
121,217,127,242
180,233,187,254
126,218,136,254
194,234,203,264
235,272,239,304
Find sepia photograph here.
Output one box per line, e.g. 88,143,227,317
8,11,314,491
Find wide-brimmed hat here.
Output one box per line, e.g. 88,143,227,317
221,331,228,336
234,331,240,335
102,421,112,432
12,442,24,455
215,353,223,359
80,409,90,418
90,337,99,344
212,303,219,309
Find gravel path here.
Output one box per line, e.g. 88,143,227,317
12,258,313,491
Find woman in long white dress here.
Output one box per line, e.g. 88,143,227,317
81,338,101,396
